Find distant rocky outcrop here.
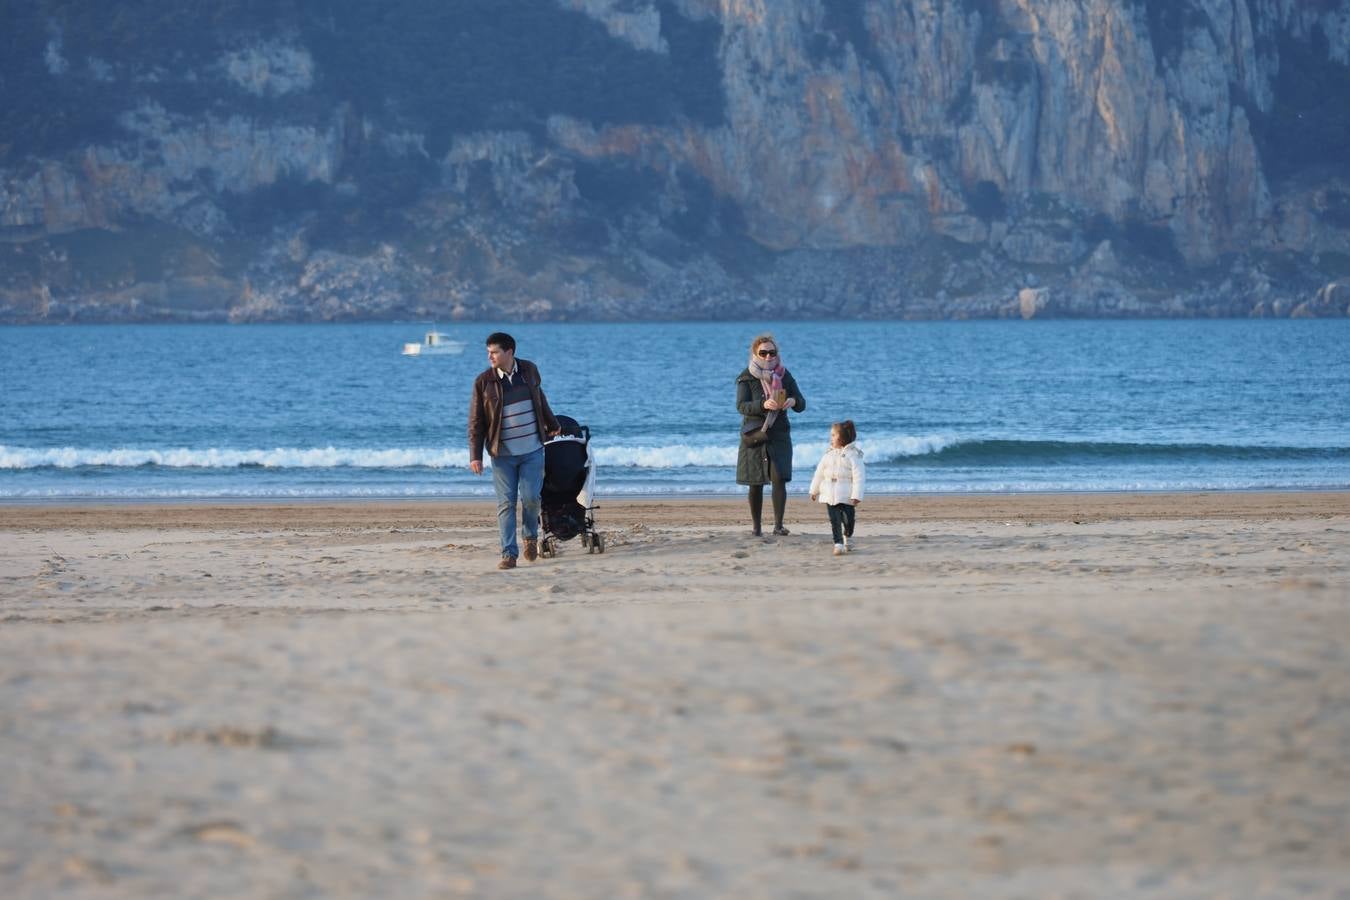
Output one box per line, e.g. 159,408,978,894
1,0,1349,323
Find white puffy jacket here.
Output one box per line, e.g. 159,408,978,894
808,443,865,505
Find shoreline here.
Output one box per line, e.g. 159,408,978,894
3,483,1350,505
3,489,1350,530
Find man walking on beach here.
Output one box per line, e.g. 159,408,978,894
469,332,561,570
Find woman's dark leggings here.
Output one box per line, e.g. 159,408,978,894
827,503,856,543
748,460,787,534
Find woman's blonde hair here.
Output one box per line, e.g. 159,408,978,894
749,332,778,355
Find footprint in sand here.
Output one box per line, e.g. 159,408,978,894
61,857,115,884
182,821,256,849
37,555,69,578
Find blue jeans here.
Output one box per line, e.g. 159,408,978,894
490,447,544,558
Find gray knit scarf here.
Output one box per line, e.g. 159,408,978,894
747,351,786,432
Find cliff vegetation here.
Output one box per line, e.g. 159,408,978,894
1,0,1348,322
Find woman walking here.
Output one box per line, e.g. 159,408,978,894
736,333,806,536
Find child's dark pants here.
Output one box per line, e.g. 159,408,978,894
827,503,855,543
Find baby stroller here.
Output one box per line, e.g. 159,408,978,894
539,415,604,557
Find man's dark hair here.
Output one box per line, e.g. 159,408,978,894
485,332,515,352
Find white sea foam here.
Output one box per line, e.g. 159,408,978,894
792,434,959,463
0,485,501,499
592,444,737,468
0,445,472,470
592,434,960,468
0,435,961,471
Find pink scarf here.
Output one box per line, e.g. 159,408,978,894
748,353,785,431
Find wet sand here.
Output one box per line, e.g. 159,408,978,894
2,492,1349,897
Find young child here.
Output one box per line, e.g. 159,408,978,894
808,420,865,556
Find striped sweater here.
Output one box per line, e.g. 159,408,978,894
498,372,542,456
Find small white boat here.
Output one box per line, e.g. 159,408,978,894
402,324,465,356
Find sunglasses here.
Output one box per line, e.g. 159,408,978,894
757,348,777,358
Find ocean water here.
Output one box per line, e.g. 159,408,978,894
2,319,1348,500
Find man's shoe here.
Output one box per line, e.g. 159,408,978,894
498,556,517,570
523,538,538,562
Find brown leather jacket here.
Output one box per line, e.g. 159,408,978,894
468,358,560,462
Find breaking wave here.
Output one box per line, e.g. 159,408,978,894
886,439,1350,466
2,437,1347,472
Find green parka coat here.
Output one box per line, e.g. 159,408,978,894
736,368,806,485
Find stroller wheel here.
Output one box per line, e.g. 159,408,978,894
594,533,605,554
580,532,591,549
541,537,557,559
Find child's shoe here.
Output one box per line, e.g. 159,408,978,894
843,536,854,553
833,543,845,556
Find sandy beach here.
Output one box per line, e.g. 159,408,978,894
2,492,1349,897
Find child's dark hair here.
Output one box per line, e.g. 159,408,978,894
833,420,857,445
485,332,516,352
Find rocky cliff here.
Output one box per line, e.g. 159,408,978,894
2,0,1348,322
